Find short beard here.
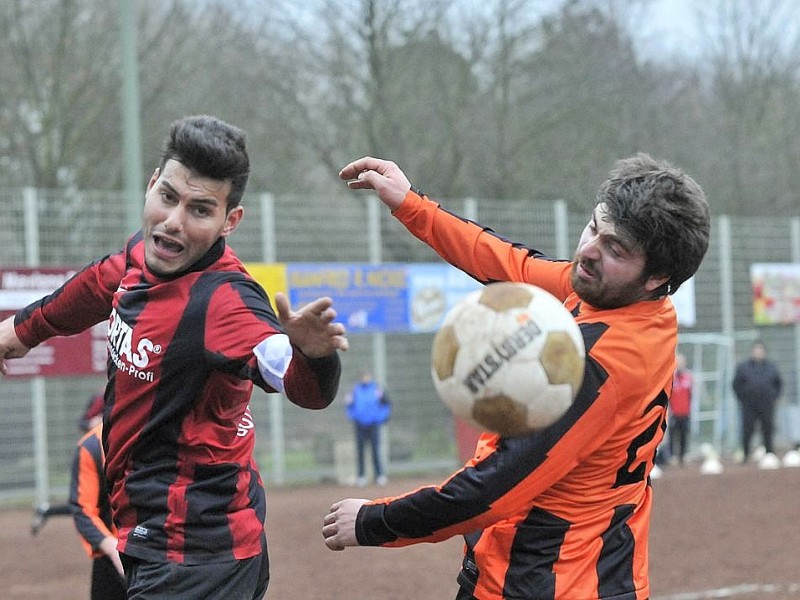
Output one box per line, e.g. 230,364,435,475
569,262,650,310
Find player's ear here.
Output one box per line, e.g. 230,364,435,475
146,168,160,191
644,274,669,293
221,206,244,237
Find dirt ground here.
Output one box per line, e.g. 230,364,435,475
3,459,800,600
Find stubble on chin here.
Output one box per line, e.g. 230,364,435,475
570,261,615,309
570,267,597,306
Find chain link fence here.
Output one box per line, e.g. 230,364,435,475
1,186,798,506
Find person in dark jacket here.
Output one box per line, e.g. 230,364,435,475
345,370,391,486
733,340,783,463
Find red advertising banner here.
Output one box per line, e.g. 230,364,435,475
0,268,106,378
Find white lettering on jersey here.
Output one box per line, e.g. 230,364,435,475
237,405,255,437
132,525,149,540
253,334,293,393
107,308,161,382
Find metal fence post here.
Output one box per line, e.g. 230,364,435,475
260,193,277,265
260,193,285,485
463,198,477,221
24,188,39,267
554,199,569,260
718,215,737,451
367,196,386,385
367,195,389,472
791,217,800,408
24,188,50,506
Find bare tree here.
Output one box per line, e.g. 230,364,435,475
3,0,799,224
242,0,483,196
0,0,121,188
458,1,656,206
0,0,229,190
699,0,800,214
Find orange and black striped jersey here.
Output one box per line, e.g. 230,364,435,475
354,191,676,599
69,423,116,559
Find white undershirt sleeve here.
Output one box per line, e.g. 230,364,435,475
253,334,293,393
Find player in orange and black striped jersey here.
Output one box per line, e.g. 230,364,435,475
0,116,348,600
324,154,710,600
70,418,126,600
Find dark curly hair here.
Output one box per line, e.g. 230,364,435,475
596,153,711,296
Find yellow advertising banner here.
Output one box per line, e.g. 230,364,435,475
245,263,288,307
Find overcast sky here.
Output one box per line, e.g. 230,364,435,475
630,0,702,61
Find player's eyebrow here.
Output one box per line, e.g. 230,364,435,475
159,180,221,207
158,180,180,197
593,205,638,255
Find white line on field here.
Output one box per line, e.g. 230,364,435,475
653,583,800,599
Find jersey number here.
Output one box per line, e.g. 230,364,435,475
614,390,669,487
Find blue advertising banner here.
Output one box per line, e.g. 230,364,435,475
285,263,483,334
287,263,409,333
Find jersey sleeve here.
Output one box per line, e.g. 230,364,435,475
204,276,341,409
69,428,114,558
393,190,574,301
14,251,125,348
355,353,619,547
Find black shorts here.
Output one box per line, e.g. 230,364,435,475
91,555,126,600
121,543,269,600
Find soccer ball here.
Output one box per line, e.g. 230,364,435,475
431,282,585,437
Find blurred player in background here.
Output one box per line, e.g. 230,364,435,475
30,393,105,536
668,351,693,466
70,398,126,599
0,115,348,600
324,154,710,599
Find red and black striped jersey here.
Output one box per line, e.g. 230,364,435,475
70,422,115,559
354,191,676,599
15,234,341,565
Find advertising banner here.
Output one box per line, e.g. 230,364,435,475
406,264,481,332
751,263,800,325
286,263,409,333
0,268,106,377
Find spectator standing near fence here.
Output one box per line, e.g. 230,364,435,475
733,340,782,464
668,352,693,466
345,370,391,486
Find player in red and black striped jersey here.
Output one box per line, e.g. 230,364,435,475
0,116,348,600
323,155,710,600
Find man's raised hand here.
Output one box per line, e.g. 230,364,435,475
339,157,412,211
274,292,348,358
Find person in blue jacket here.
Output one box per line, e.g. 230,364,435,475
346,370,391,486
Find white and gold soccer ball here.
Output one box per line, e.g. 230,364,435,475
431,281,585,437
